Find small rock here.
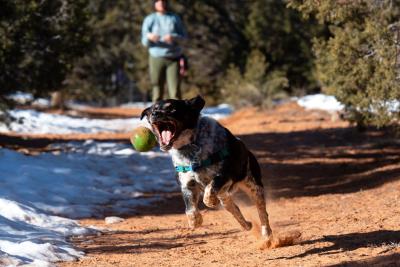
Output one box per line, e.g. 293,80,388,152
105,216,125,224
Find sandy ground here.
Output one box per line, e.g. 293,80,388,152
2,102,399,266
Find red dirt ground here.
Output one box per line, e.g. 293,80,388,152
2,102,399,267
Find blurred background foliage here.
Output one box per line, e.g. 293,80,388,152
0,0,399,127
0,0,90,109
289,0,400,128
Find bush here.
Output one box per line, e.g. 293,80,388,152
220,50,288,108
289,0,400,127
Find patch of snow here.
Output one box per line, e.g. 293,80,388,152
296,94,400,115
0,141,176,265
32,98,51,107
296,94,344,112
0,199,93,266
0,142,176,219
7,91,50,107
105,216,125,224
0,109,140,134
202,104,233,120
7,92,34,104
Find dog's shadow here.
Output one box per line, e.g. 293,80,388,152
269,230,400,260
327,253,400,266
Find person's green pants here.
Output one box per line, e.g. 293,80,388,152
149,55,181,102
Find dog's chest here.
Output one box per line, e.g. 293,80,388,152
169,117,227,187
171,151,222,187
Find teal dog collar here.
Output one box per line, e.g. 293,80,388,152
175,147,229,173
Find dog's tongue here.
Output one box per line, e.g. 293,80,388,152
161,130,172,145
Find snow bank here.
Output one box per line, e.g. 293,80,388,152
296,94,400,114
296,94,344,112
0,109,140,134
0,142,176,218
7,91,50,107
0,140,176,265
0,199,92,266
202,104,233,120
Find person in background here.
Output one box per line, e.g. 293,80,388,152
141,0,187,102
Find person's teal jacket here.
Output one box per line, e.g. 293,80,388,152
141,12,187,59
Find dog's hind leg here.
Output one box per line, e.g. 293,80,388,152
239,178,273,239
218,191,252,231
181,179,203,229
214,178,252,231
240,151,273,238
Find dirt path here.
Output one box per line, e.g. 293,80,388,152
27,103,399,267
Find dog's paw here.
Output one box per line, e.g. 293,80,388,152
203,194,219,209
187,211,203,229
203,190,219,209
242,221,252,231
258,235,276,250
258,230,302,250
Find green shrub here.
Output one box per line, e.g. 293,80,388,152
289,0,400,127
220,50,288,108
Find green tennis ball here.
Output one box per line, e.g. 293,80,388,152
130,126,157,152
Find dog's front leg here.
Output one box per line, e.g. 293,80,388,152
180,178,203,229
203,182,219,208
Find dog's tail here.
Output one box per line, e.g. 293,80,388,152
248,151,263,186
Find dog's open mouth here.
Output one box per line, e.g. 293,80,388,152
152,121,177,147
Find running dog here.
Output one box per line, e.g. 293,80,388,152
140,95,273,239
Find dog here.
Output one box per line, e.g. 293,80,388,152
141,95,273,239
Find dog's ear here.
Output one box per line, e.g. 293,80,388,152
186,95,205,113
140,106,152,120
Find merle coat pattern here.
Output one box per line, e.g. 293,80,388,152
141,95,272,238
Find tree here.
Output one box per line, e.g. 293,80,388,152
289,0,400,127
219,0,325,107
175,0,251,103
0,0,91,112
66,0,149,105
245,0,323,95
220,49,290,108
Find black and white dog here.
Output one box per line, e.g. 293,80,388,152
141,95,272,239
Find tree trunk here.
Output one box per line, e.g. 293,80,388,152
50,91,66,110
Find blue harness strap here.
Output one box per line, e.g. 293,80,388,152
175,165,193,172
175,147,229,173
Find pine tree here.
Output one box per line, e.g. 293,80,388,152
244,0,324,95
289,0,400,127
66,0,148,104
0,0,91,112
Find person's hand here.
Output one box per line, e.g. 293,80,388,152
163,34,174,44
147,33,160,42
